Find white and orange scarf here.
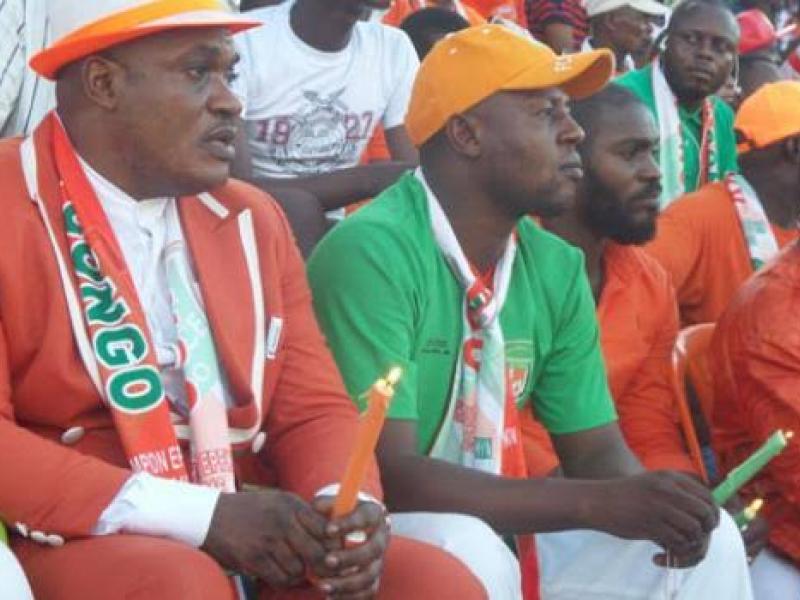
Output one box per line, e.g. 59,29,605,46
652,57,718,207
52,115,236,492
725,173,780,271
417,171,538,600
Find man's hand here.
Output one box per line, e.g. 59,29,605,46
202,489,329,589
724,495,770,563
303,497,389,599
741,515,770,563
585,471,719,568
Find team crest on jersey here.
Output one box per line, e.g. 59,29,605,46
505,340,534,401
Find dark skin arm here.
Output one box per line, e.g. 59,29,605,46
231,125,418,210
377,420,719,567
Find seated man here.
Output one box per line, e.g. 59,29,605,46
616,0,740,207
710,243,800,598
308,25,751,599
646,81,800,325
232,0,420,254
521,82,771,568
521,83,701,478
0,2,493,598
582,0,666,74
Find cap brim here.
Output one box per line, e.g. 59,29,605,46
501,48,615,100
30,11,260,80
630,0,669,16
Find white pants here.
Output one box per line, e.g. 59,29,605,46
750,548,800,599
536,510,752,599
0,543,33,600
391,512,523,599
393,510,752,599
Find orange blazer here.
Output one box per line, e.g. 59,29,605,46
0,117,380,541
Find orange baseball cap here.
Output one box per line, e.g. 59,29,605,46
736,81,800,154
30,0,260,80
405,24,615,146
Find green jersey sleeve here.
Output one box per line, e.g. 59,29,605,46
307,222,420,421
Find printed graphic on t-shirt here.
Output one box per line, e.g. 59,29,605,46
248,88,375,176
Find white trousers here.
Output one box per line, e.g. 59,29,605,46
0,543,33,600
750,548,800,599
393,510,752,600
536,510,752,599
391,512,523,599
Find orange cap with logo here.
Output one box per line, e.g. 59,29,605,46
736,81,800,153
405,24,615,147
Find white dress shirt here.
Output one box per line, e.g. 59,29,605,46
81,161,220,548
81,161,359,547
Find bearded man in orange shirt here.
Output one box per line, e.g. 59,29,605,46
522,83,700,479
646,81,800,326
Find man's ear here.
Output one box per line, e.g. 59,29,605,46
444,112,482,159
81,54,127,111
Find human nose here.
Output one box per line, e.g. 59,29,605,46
640,151,661,183
694,36,715,62
210,74,243,119
560,112,585,147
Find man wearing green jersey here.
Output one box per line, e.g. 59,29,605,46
308,25,750,598
616,0,740,207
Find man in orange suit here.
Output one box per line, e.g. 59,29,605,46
0,1,493,598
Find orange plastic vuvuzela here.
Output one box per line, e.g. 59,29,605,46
332,367,403,518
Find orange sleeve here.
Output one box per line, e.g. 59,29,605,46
258,201,382,501
645,197,705,301
716,306,800,563
0,321,130,539
520,408,559,478
614,279,699,475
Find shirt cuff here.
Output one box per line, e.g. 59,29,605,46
93,473,221,547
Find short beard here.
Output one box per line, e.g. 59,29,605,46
581,173,658,245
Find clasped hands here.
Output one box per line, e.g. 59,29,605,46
203,489,389,599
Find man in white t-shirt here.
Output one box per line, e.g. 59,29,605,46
233,0,419,253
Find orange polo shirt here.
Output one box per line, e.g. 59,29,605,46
522,243,698,476
711,241,800,565
645,181,799,326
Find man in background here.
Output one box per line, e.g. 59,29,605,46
232,0,419,254
616,0,740,207
646,81,800,325
583,0,666,73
